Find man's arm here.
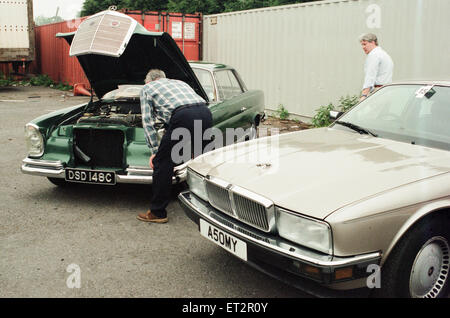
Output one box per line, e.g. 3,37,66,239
360,87,371,101
361,53,380,100
140,89,159,153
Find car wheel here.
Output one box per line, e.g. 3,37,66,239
47,177,71,187
374,215,450,298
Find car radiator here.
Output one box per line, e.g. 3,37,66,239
73,128,124,168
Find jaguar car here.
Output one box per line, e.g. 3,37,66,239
179,82,450,298
21,10,264,186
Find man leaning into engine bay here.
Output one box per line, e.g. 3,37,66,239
137,69,213,224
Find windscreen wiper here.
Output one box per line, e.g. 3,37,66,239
334,121,378,137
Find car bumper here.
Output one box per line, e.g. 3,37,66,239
21,157,187,184
178,191,381,296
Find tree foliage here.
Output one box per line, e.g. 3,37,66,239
80,0,319,16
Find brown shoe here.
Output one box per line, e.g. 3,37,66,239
137,210,168,223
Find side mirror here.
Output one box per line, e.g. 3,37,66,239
329,110,344,120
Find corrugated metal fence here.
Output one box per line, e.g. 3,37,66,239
202,0,450,120
28,10,202,89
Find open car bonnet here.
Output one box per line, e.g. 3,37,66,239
56,10,208,100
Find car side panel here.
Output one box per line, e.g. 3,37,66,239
210,90,264,130
326,173,450,261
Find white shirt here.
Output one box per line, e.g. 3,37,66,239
363,46,394,89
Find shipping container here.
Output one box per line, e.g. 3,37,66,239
202,0,450,120
124,10,202,61
0,0,35,74
31,9,202,91
32,17,89,87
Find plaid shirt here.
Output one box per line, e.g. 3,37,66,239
140,78,206,153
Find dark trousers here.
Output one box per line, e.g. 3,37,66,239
151,104,213,217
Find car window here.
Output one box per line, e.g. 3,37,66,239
337,85,450,150
192,68,216,102
349,87,411,122
214,70,243,100
228,71,244,95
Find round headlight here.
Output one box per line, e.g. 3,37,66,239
25,123,44,157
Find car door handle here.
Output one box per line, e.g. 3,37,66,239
240,107,247,112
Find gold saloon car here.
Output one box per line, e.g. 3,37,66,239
178,82,450,298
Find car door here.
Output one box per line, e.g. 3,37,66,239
212,69,251,131
192,67,258,146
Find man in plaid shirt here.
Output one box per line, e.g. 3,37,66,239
137,69,213,223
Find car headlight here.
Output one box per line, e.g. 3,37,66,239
25,123,44,157
187,168,208,201
277,208,332,255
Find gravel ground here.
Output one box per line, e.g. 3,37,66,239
0,86,310,298
3,86,443,299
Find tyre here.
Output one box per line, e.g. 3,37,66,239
47,177,71,187
374,215,450,298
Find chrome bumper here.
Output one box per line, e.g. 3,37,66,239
179,190,381,289
21,158,187,184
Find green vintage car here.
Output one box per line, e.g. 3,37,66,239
21,10,264,186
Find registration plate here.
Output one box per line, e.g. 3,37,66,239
200,219,247,261
65,168,116,185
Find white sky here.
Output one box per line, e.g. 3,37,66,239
33,0,85,19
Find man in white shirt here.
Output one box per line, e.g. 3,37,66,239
359,33,394,101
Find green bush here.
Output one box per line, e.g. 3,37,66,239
29,74,55,87
276,104,290,120
0,78,14,86
339,95,359,112
0,74,73,91
54,81,73,91
312,103,335,128
312,95,359,128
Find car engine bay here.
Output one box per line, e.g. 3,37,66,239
77,101,143,127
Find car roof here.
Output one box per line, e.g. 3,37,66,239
188,61,231,71
387,81,450,87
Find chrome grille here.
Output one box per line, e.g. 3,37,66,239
204,176,273,232
205,180,233,216
232,192,270,232
70,11,135,57
236,227,270,243
210,212,270,243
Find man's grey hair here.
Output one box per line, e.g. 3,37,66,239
359,33,378,45
145,69,166,83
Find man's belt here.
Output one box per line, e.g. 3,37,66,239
171,102,207,117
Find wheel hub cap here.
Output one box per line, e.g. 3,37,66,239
409,236,449,298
